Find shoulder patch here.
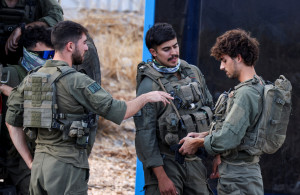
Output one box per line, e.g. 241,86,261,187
88,82,101,94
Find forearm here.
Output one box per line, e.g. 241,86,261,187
6,123,33,169
26,21,49,28
0,84,13,96
152,166,169,181
124,93,149,119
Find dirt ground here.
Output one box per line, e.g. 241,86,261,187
73,10,144,195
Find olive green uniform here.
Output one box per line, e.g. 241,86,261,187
134,60,213,195
204,77,264,195
1,1,62,193
6,60,127,194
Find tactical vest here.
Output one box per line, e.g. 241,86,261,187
0,0,36,37
137,60,213,146
211,75,292,156
23,65,95,148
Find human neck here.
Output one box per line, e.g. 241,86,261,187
5,0,18,8
238,65,257,83
53,51,73,67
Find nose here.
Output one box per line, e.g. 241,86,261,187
220,62,225,70
170,47,178,55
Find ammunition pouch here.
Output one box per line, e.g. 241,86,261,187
161,106,213,146
69,121,90,149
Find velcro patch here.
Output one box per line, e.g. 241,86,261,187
87,82,101,94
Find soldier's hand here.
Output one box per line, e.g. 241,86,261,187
5,27,21,54
158,176,178,195
210,154,221,179
179,137,204,155
145,91,174,106
187,131,209,138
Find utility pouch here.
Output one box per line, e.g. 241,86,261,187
76,134,89,149
23,127,37,140
69,121,84,137
181,114,196,133
163,113,179,146
191,112,209,133
69,121,90,149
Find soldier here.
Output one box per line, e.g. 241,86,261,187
0,0,63,66
134,23,214,195
5,20,173,194
179,29,264,195
0,25,53,195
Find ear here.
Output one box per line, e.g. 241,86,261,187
149,48,157,57
66,42,73,52
236,54,243,62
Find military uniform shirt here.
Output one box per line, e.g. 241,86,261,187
134,62,213,169
204,77,263,164
6,60,127,169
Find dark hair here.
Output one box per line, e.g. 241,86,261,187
210,29,259,66
51,21,88,51
19,26,53,50
145,23,177,49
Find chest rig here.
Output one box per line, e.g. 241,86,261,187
137,60,213,146
23,65,95,148
0,0,36,37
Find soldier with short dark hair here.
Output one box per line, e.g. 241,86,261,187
0,25,54,195
6,20,173,194
134,23,214,195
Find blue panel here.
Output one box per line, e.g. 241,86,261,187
135,0,155,194
142,0,156,61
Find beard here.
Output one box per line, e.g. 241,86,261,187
72,48,84,65
227,60,239,79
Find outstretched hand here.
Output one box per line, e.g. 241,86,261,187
145,91,174,106
5,27,21,54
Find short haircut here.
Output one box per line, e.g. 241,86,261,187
19,26,53,50
145,23,177,50
210,29,259,66
51,21,88,51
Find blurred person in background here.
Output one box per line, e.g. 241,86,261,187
0,25,54,195
0,0,63,66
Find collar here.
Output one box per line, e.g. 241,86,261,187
43,60,69,68
152,59,181,73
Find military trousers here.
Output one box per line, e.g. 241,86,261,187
144,154,213,195
30,152,89,195
217,161,264,195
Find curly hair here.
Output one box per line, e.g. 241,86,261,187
19,26,53,50
145,23,177,50
210,29,259,66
